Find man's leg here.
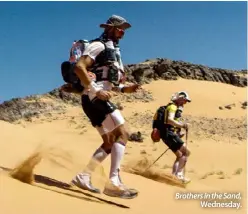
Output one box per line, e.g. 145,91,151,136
105,126,138,198
108,125,128,186
71,95,113,193
71,109,128,195
71,138,112,193
162,134,181,175
173,144,190,183
172,157,180,175
73,98,137,197
175,144,190,174
94,109,137,198
83,136,112,174
163,132,190,183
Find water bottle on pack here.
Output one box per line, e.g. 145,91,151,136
69,40,89,63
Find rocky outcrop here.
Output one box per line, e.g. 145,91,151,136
128,131,144,142
0,95,67,123
48,89,81,105
124,58,247,87
0,88,154,123
219,101,247,110
0,58,246,123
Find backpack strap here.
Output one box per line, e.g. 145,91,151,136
164,102,174,124
89,38,108,51
89,38,120,84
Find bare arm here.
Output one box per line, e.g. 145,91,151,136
75,55,112,100
112,84,141,93
74,41,105,91
74,56,94,88
167,112,185,128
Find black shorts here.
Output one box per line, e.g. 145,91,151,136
162,131,184,153
81,94,117,127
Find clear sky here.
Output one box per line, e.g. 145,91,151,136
0,1,247,101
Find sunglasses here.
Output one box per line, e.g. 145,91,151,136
116,27,125,36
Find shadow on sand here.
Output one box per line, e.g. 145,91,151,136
0,166,130,209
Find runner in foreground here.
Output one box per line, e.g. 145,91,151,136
68,15,140,199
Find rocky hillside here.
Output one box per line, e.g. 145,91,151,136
124,58,247,87
0,58,246,123
0,88,153,123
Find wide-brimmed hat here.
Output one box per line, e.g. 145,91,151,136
100,15,131,30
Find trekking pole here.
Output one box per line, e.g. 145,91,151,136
145,148,170,171
184,129,189,176
185,129,188,147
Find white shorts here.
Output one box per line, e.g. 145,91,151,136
96,109,125,136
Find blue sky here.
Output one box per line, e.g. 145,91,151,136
0,1,247,101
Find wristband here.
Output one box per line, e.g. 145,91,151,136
88,81,101,93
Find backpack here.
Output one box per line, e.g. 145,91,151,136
152,105,167,130
69,40,89,63
151,104,183,142
151,105,167,142
60,40,90,93
60,38,113,93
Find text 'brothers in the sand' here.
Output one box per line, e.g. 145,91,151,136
175,192,242,209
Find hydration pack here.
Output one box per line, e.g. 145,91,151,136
151,104,183,142
60,38,120,93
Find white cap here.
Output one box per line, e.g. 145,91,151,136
171,91,191,102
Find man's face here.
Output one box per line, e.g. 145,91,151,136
113,27,125,40
176,97,188,106
105,26,126,41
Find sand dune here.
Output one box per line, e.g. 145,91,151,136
0,79,247,214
